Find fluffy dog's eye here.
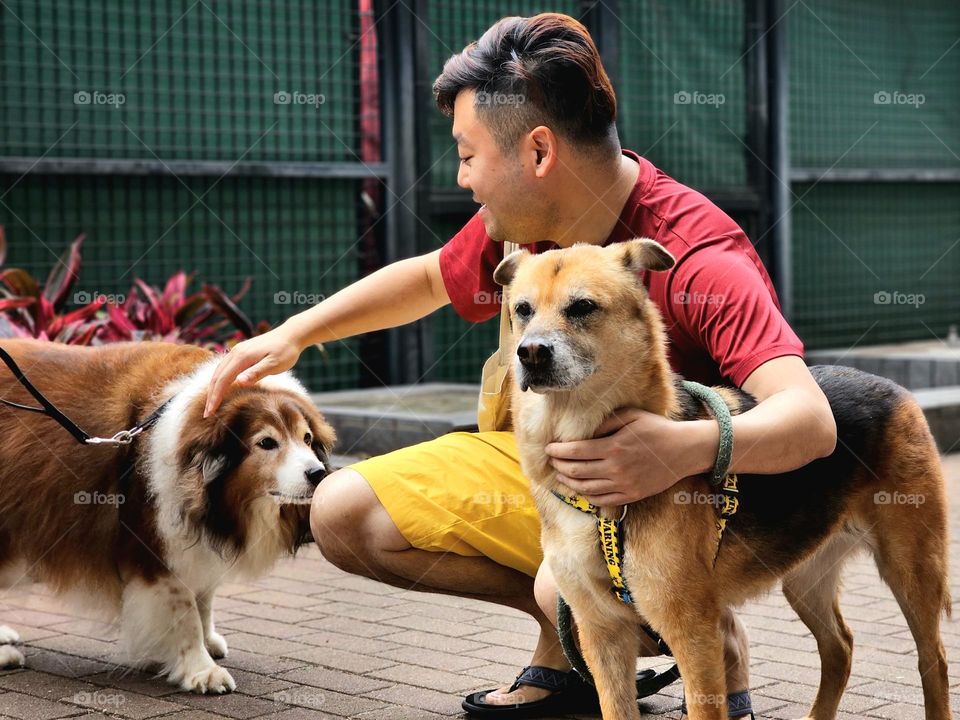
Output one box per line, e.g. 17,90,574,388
566,299,599,319
514,301,533,319
257,437,279,450
304,432,313,445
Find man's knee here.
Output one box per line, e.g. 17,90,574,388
309,467,408,574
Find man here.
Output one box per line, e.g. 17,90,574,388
205,13,837,718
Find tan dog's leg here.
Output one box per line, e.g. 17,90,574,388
781,533,859,720
659,604,727,720
869,404,951,720
573,602,642,720
871,515,951,718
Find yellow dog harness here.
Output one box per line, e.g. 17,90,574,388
551,491,634,603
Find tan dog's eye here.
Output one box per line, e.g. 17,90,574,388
565,299,599,319
257,437,279,450
514,301,533,319
304,432,313,445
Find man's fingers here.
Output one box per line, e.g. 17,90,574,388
204,355,243,417
545,437,609,460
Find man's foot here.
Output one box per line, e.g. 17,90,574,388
463,666,598,717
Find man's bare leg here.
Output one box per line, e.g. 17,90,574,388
310,468,567,704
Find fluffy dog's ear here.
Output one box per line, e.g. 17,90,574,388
493,250,525,287
621,238,675,273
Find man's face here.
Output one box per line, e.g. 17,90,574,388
452,90,553,244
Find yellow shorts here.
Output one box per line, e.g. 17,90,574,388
348,431,543,578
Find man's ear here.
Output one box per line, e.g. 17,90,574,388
493,249,526,287
620,237,675,274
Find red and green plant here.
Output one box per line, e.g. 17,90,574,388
0,226,268,349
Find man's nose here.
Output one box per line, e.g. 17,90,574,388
518,340,553,369
457,164,470,190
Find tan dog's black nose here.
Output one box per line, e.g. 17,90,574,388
518,340,553,368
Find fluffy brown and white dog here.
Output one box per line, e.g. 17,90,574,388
495,239,952,720
0,339,334,693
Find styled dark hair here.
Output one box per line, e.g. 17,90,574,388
433,13,618,155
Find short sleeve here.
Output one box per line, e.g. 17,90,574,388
438,213,503,323
665,236,804,387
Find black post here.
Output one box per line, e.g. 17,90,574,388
766,0,792,319
377,0,423,384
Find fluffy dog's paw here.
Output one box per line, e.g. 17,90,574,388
205,631,228,659
0,626,20,645
0,645,24,669
182,665,236,694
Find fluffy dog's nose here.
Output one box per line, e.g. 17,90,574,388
518,340,553,368
305,466,327,486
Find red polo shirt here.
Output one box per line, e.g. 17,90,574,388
438,150,802,388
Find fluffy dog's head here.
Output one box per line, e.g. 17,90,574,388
494,238,675,394
175,384,336,556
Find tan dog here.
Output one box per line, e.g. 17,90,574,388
494,239,951,720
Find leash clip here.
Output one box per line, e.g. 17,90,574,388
85,427,143,446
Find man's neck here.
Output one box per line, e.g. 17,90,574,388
551,153,639,248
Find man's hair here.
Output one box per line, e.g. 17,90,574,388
433,13,618,156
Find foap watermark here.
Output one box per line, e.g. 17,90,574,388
274,90,325,108
473,290,504,305
274,290,326,305
74,491,125,507
475,90,525,107
674,90,725,108
874,491,925,507
673,290,725,306
873,290,925,308
474,492,529,508
874,90,925,108
74,90,125,108
72,690,127,708
274,688,327,707
74,290,126,305
674,490,727,507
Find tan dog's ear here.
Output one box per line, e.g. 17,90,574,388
620,237,675,273
493,249,525,287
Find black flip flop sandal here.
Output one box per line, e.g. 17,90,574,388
462,665,679,718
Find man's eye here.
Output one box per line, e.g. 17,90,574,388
459,156,472,165
515,301,533,319
257,437,279,450
566,299,599,319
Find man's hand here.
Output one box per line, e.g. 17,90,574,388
204,325,303,417
544,410,718,506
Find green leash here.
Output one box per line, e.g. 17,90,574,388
680,380,734,486
555,381,738,688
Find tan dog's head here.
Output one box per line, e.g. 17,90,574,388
493,238,675,393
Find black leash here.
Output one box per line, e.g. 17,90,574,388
0,345,174,446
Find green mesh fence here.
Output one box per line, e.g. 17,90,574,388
791,182,960,349
0,0,358,161
0,0,365,391
616,1,747,190
0,174,363,390
789,1,960,349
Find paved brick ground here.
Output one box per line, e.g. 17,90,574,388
2,455,960,719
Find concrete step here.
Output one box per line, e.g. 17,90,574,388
807,340,960,390
311,383,479,460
